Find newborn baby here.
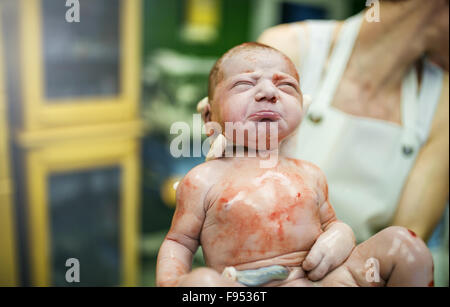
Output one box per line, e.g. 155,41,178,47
156,43,434,287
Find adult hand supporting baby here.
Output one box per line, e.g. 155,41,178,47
302,221,355,281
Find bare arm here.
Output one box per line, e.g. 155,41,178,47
156,167,209,286
156,162,241,287
392,73,449,241
257,22,307,69
311,163,354,238
302,164,355,280
317,170,355,254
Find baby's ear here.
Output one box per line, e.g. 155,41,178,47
302,94,312,116
196,97,212,122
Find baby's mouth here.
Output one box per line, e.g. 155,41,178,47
248,111,281,122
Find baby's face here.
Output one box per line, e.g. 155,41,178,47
211,49,303,149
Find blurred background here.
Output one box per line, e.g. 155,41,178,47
0,0,394,287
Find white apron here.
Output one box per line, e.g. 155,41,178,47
287,14,445,243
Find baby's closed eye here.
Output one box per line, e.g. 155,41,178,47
277,82,299,94
233,80,254,89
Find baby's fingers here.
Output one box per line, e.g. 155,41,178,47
302,248,324,272
306,259,332,281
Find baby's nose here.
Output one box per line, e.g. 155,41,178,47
255,83,278,103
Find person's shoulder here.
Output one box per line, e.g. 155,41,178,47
258,19,342,43
284,157,328,200
258,22,306,49
178,159,228,194
258,22,307,66
258,21,306,44
285,157,323,174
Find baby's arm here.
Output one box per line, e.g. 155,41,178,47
156,166,209,286
302,166,355,281
156,163,241,287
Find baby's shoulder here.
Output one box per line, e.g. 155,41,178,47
284,157,325,178
178,159,228,193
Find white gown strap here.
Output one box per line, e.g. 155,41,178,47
401,58,445,153
299,20,335,97
311,14,364,116
400,65,419,153
294,24,308,72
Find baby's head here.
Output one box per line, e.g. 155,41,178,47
203,42,304,150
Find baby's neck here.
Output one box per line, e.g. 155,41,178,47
223,144,280,159
222,144,281,168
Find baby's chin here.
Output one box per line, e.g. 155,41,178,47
222,120,291,150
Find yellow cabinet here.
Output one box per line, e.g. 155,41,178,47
4,0,143,286
0,4,18,285
26,138,140,286
19,0,141,131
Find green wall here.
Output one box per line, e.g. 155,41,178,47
143,0,252,58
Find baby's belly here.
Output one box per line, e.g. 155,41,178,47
231,251,308,271
200,175,323,272
226,251,311,287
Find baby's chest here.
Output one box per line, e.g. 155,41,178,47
206,169,321,226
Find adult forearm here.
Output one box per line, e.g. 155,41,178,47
392,182,448,242
392,141,449,241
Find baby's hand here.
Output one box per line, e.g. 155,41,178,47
302,222,355,281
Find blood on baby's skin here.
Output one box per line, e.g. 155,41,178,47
173,258,187,276
428,280,434,287
171,204,185,225
179,159,326,268
268,202,300,225
183,178,197,190
160,257,188,287
407,229,417,238
272,73,285,83
208,170,320,263
175,198,185,213
286,157,303,167
220,201,268,258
